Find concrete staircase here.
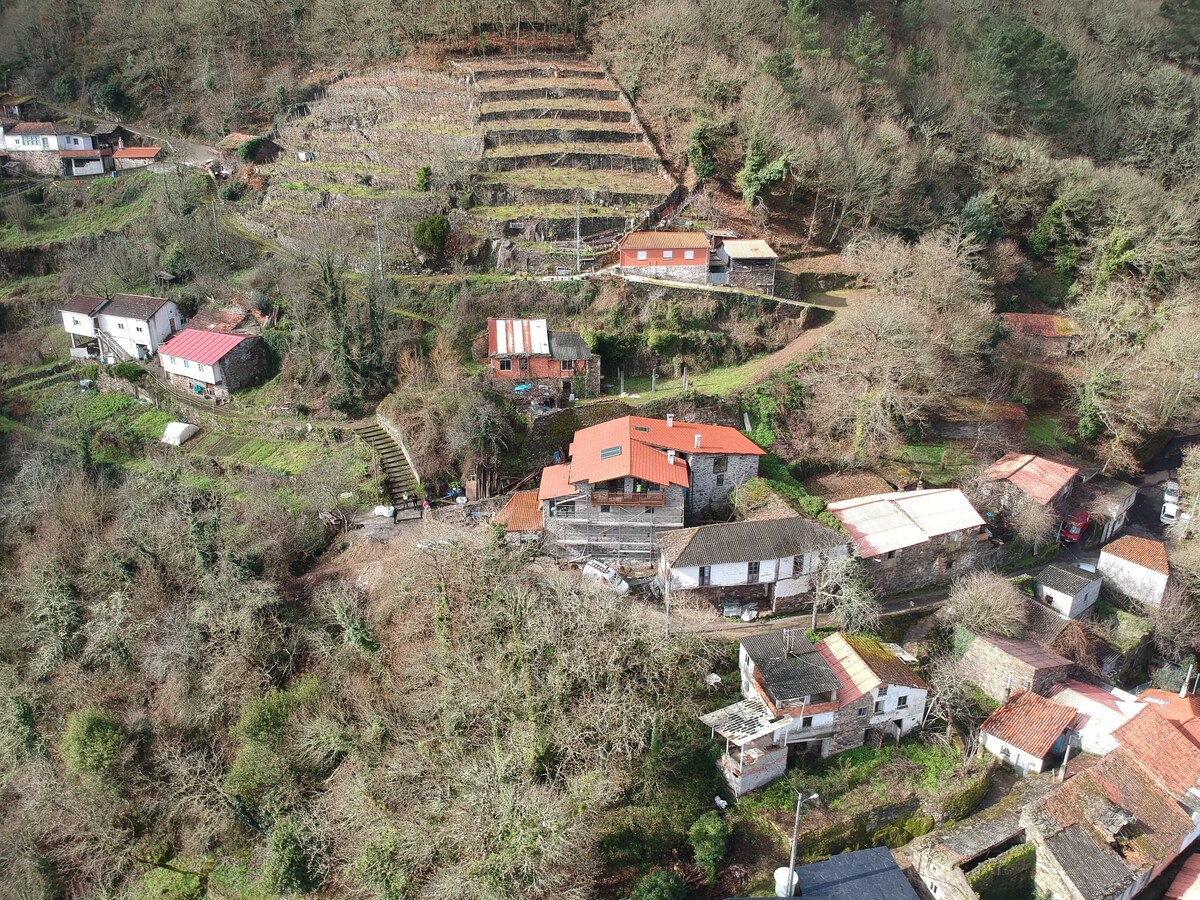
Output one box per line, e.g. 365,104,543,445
353,421,420,505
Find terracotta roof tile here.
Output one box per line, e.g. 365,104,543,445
495,490,543,533
112,146,160,159
1113,707,1200,801
981,689,1076,758
1139,689,1200,750
1101,535,1170,576
620,231,710,251
1167,854,1200,899
537,463,575,501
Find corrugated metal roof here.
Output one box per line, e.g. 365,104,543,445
986,452,1079,506
981,689,1076,758
722,239,778,259
547,331,590,361
700,697,793,746
661,517,845,567
827,488,985,558
495,490,543,533
158,329,252,365
537,463,575,501
489,318,550,356
620,231,710,251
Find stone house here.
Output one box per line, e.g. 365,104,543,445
2,122,99,175
538,415,764,563
1034,562,1103,619
657,516,849,614
1098,535,1171,606
484,317,599,402
701,630,928,795
1074,475,1139,546
218,132,282,164
159,329,267,398
617,231,710,284
711,238,778,294
827,488,993,595
60,293,183,362
979,689,1077,775
494,490,542,544
985,452,1079,511
958,631,1073,704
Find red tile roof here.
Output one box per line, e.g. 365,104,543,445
1002,312,1080,338
158,329,253,366
1113,706,1200,801
985,452,1080,506
112,146,161,159
7,121,78,135
495,490,543,533
981,689,1076,758
818,633,928,704
1139,689,1200,750
620,231,710,251
1101,535,1170,576
58,147,111,158
540,416,764,496
1167,854,1200,899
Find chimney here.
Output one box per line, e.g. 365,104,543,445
1182,663,1194,698
694,433,702,449
667,449,676,466
666,414,674,428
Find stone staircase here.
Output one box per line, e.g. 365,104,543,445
353,421,420,505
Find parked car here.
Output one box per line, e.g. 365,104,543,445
1161,501,1193,527
1061,509,1090,543
580,559,630,594
1164,479,1181,505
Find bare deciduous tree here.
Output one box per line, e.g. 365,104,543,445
942,571,1027,638
1147,580,1200,663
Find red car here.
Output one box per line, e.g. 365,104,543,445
1061,510,1090,543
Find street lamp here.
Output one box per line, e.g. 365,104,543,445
780,791,820,897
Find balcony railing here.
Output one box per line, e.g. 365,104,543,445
590,490,666,507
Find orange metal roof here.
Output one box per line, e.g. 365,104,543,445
1101,535,1170,576
985,452,1079,506
620,231,710,251
113,146,161,159
495,490,543,533
537,464,575,501
1114,707,1200,801
981,689,1077,758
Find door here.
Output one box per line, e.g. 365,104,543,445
169,318,177,334
699,566,711,587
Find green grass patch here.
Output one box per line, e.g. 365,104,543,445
468,202,634,220
483,141,659,158
476,166,672,194
186,431,323,476
1025,415,1075,451
274,180,425,200
0,174,157,250
1094,600,1152,653
128,409,174,441
883,443,974,487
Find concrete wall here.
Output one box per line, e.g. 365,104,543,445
97,303,180,358
619,246,708,268
1097,554,1169,606
685,451,759,515
864,530,994,596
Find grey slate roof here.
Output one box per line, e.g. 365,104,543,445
662,517,847,568
100,293,170,320
1038,563,1101,597
547,331,591,361
727,847,918,899
1045,824,1134,900
1024,598,1071,647
742,630,842,701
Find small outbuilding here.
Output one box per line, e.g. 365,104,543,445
1034,562,1103,619
979,689,1076,775
161,422,199,445
1097,535,1170,606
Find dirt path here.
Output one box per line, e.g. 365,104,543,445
740,287,873,383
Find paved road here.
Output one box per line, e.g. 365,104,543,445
1126,424,1200,538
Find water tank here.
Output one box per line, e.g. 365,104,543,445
774,866,800,897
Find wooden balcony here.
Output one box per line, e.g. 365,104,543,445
590,489,665,507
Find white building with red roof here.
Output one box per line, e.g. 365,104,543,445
980,689,1077,774
827,488,993,594
538,414,764,562
1098,534,1171,606
159,328,267,398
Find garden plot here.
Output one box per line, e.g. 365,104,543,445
186,431,320,475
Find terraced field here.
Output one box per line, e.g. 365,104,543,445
456,56,679,263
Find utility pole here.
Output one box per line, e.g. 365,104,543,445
211,200,222,255
784,792,819,896
375,215,384,277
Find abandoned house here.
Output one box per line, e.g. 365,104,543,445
985,451,1080,511
1034,562,1104,619
1097,534,1171,606
537,415,764,562
1045,680,1145,755
158,329,267,398
494,490,543,544
484,317,600,402
657,516,849,614
710,238,779,294
617,231,711,284
1001,312,1081,360
700,630,928,795
60,293,183,362
826,488,992,595
218,132,282,164
978,689,1077,775
956,630,1073,704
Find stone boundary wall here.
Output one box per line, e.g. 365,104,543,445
376,409,422,485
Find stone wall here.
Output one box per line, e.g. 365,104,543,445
959,633,1071,703
829,698,872,753
618,263,708,284
729,261,776,295
686,451,760,517
863,532,995,596
221,337,268,390
7,150,61,176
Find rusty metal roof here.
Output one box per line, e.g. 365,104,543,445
986,452,1079,506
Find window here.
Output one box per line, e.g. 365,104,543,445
748,561,760,582
794,554,812,576
636,250,648,260
117,322,125,329
857,707,867,718
553,501,575,518
165,356,173,365
182,359,190,369
560,359,574,372
801,716,813,728
20,135,38,146
715,474,725,486
600,505,610,513
663,250,673,259
519,358,528,370
897,695,908,709
713,456,729,474
874,700,885,714
644,506,654,514
1001,747,1011,760
931,885,939,896
885,550,897,559
684,250,695,260
634,425,651,432
499,359,512,371
136,326,143,332
945,558,955,572
877,685,888,697
699,566,711,586
72,317,80,325
600,446,622,459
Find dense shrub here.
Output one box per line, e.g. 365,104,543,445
112,361,147,382
261,816,322,893
631,870,686,900
687,812,730,884
61,707,125,775
412,214,450,258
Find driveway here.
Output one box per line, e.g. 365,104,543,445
1126,424,1200,539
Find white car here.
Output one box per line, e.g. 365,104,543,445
1164,479,1181,505
1161,501,1193,527
580,559,630,594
